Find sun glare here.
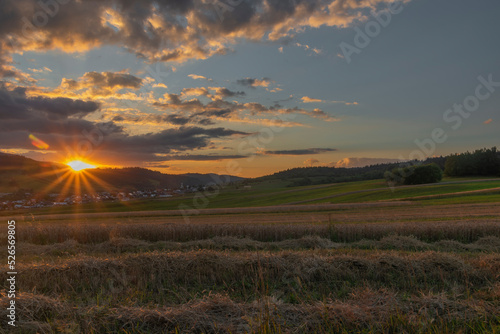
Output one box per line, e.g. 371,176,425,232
67,160,97,172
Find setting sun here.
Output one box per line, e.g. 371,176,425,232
66,160,97,172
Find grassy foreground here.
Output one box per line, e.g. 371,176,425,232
1,201,500,333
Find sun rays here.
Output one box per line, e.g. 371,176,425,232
29,159,117,208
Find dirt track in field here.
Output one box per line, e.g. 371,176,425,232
5,201,500,226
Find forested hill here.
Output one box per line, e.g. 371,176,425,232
0,153,244,193
255,148,500,187
254,162,407,186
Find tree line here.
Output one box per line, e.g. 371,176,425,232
385,147,499,186
444,147,500,177
256,147,499,187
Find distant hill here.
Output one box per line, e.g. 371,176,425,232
87,168,243,192
0,153,245,194
0,152,67,193
255,156,448,187
0,152,65,171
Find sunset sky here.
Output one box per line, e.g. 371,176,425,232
0,0,499,177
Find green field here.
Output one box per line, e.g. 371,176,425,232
13,177,500,216
307,180,500,204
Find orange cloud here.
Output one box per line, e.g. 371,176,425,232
188,74,212,81
302,96,324,103
152,83,168,89
304,158,320,166
25,71,144,101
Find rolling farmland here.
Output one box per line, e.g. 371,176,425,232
1,179,500,333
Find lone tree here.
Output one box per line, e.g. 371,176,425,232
386,163,443,186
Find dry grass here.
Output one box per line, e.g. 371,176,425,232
1,289,498,334
2,219,499,247
13,235,500,259
1,203,500,333
3,250,497,307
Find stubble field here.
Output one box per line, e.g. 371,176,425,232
1,200,500,333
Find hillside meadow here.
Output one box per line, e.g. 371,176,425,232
8,177,500,216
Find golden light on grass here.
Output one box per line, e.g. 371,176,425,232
66,160,97,172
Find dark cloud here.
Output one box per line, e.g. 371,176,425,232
26,96,100,120
154,154,247,161
197,118,216,126
101,126,249,156
111,115,125,122
0,80,251,166
236,77,271,88
146,164,170,169
211,87,246,99
152,93,337,122
0,118,249,165
0,74,335,169
195,108,232,119
0,0,397,77
163,114,192,126
108,110,221,126
80,72,143,89
154,93,204,111
261,148,337,155
180,86,245,100
0,0,391,167
0,84,100,122
0,117,120,137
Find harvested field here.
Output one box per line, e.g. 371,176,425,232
1,201,500,333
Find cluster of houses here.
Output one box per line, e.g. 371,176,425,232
0,184,203,211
